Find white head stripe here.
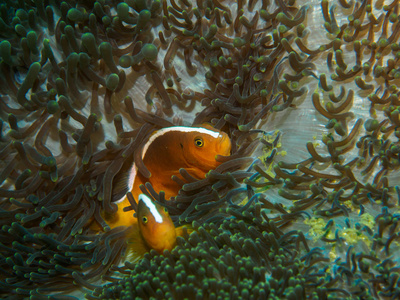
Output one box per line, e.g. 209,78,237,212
142,126,220,158
139,194,163,223
121,126,222,194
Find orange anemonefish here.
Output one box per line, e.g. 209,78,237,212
126,194,191,259
107,125,231,229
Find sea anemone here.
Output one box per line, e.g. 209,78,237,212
1,0,400,299
89,205,325,300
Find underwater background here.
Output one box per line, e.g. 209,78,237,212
0,0,400,299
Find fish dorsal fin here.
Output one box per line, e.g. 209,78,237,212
192,123,216,131
112,129,158,203
111,127,162,203
111,154,135,202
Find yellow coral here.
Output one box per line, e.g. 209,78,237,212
341,228,371,247
329,245,337,261
304,217,334,242
360,213,375,228
258,130,284,177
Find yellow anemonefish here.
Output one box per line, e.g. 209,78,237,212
107,125,231,229
126,194,191,260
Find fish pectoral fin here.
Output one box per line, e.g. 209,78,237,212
125,225,150,262
175,225,194,237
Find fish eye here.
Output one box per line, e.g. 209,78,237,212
194,137,204,147
163,207,168,214
142,216,148,224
